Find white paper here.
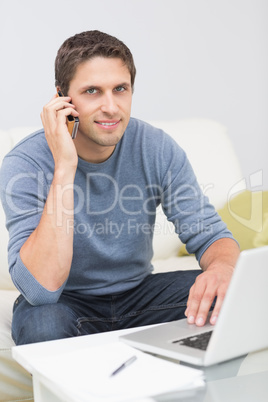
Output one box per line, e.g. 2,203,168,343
34,342,204,401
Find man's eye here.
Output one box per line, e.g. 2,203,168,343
86,88,97,94
115,86,125,92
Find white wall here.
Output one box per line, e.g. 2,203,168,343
0,0,267,189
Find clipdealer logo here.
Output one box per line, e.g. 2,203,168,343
4,169,265,233
4,171,206,218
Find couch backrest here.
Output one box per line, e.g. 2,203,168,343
149,119,243,260
0,120,243,289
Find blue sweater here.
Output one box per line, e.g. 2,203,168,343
0,118,233,305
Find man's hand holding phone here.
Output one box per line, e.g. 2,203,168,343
41,93,79,170
57,91,79,139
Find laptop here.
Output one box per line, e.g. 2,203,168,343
120,246,268,366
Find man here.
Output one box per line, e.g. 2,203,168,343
0,31,239,345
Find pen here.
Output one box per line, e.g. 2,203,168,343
110,355,137,377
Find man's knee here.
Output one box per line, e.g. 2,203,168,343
12,298,78,345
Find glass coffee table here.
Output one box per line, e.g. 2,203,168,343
12,325,268,401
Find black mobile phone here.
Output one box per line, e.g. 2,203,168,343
57,90,79,139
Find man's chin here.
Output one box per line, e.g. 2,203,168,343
90,132,123,148
97,137,122,147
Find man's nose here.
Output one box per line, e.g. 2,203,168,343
100,93,119,115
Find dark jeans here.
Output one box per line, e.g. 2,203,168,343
12,270,201,345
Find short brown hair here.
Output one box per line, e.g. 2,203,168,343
55,30,136,95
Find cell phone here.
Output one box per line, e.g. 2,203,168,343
57,90,79,139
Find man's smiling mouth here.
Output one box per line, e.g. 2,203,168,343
95,120,121,129
95,120,120,126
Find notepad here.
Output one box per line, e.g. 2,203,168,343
33,342,204,401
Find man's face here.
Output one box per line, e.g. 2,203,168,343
67,57,132,162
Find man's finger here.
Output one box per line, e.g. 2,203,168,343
185,279,207,324
209,290,225,325
192,283,216,326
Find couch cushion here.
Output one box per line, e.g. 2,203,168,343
218,190,268,250
0,290,33,401
153,255,200,273
0,290,19,348
253,213,268,248
178,190,268,255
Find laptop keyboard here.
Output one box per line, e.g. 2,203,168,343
172,330,213,351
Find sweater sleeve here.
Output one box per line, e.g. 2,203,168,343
159,134,235,263
0,153,65,305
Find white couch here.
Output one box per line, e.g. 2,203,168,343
0,120,243,401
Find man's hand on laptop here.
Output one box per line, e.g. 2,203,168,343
184,238,240,327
